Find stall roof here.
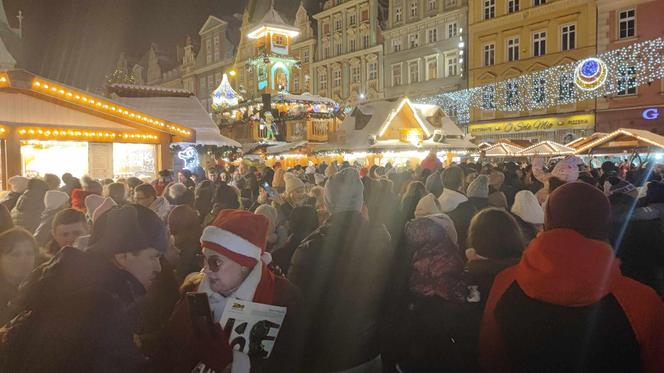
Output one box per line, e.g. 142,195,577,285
519,141,575,156
266,140,308,155
332,97,476,150
483,143,524,157
566,132,608,150
112,94,240,147
574,128,664,155
0,69,194,139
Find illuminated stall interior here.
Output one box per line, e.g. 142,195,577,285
269,97,477,168
0,70,194,187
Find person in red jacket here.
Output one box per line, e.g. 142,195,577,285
157,209,300,373
480,181,664,373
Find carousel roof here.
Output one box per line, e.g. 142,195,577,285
574,128,664,155
483,142,524,157
519,141,575,156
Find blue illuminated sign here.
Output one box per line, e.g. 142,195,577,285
642,108,660,120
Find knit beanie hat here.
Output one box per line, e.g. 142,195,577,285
545,181,611,240
87,204,168,256
284,172,305,195
414,193,442,219
488,191,508,209
314,173,325,186
324,167,364,214
92,197,117,223
255,204,278,236
325,163,338,178
85,194,105,219
425,171,444,197
44,190,69,211
467,175,489,198
8,176,29,193
511,190,544,224
200,209,269,268
551,156,580,183
305,165,316,175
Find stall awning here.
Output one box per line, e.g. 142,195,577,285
574,128,664,154
483,143,524,157
519,141,575,156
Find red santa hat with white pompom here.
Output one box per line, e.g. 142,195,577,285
200,209,270,268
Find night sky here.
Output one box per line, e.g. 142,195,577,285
3,0,312,91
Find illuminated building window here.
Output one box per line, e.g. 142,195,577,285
447,22,457,39
533,31,546,57
561,24,576,51
619,9,636,39
532,78,546,104
505,81,519,108
352,66,361,83
428,28,438,44
395,7,402,23
484,43,495,66
484,0,495,20
446,53,458,77
409,33,419,48
408,60,419,83
392,39,401,52
368,62,378,81
508,0,519,14
617,65,637,96
392,64,402,86
507,37,520,61
481,86,496,109
558,73,576,102
426,56,438,81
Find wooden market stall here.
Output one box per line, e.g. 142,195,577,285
573,128,664,155
0,69,194,187
518,141,575,157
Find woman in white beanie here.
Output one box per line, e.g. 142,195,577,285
34,190,70,247
510,190,544,243
273,172,307,226
1,176,29,212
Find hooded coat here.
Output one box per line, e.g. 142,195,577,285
480,229,664,373
0,247,148,373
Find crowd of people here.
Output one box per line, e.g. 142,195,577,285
0,152,662,373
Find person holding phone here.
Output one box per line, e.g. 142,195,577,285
158,209,301,373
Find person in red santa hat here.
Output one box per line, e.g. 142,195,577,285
157,209,301,373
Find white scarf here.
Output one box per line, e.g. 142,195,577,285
197,257,264,373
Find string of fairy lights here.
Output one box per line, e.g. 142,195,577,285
416,37,664,124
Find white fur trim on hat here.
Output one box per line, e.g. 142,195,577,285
201,225,261,262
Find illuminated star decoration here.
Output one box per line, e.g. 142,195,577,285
416,37,664,123
212,74,241,110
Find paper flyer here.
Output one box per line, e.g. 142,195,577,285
219,299,287,359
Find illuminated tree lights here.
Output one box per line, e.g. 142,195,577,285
417,37,664,123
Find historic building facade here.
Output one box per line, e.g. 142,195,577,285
383,0,467,99
312,0,387,105
595,0,664,135
467,0,597,143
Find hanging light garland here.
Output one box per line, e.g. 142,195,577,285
416,37,664,124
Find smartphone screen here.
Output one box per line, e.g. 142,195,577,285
261,182,277,198
186,292,215,337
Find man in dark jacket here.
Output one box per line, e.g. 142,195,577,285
11,178,49,233
288,168,393,372
480,182,664,373
0,204,168,373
